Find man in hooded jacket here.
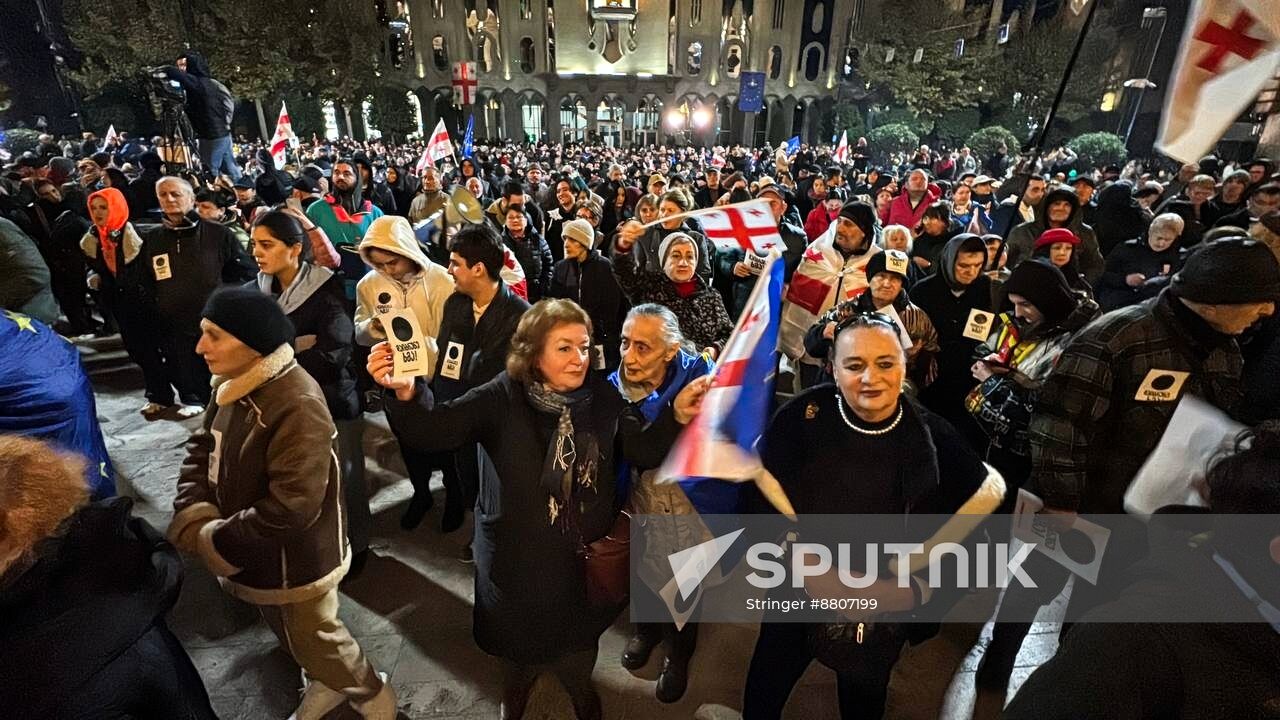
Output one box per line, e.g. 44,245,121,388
1005,187,1104,284
306,158,385,301
163,51,239,180
912,233,995,440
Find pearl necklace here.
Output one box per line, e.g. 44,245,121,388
835,394,903,435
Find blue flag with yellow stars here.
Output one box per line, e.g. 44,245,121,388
738,71,765,113
0,310,115,497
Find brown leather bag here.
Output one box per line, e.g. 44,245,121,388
582,510,631,607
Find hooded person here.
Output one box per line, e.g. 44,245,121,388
163,51,238,180
26,179,95,335
253,148,295,207
803,248,940,388
81,188,173,413
548,218,629,372
1090,180,1151,257
911,233,995,436
127,151,164,221
1006,186,1104,283
169,287,398,720
352,153,397,215
352,216,460,531
305,157,385,300
779,201,883,387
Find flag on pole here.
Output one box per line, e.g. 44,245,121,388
462,115,475,158
659,200,783,255
832,130,849,163
785,135,801,155
1156,0,1280,163
269,102,297,170
738,71,766,112
103,124,118,147
656,252,794,519
417,118,453,173
452,61,478,106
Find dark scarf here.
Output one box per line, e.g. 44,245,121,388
525,381,601,528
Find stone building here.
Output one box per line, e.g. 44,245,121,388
381,0,879,146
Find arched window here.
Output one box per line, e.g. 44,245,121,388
687,41,703,75
768,45,782,80
772,0,785,29
598,97,625,147
811,4,824,33
803,44,823,81
690,0,703,26
520,37,535,73
560,96,587,143
521,94,545,142
432,35,448,71
484,94,503,138
634,96,662,146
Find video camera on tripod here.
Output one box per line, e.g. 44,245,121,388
142,65,201,174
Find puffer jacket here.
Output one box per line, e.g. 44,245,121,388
354,217,455,380
1005,188,1105,284
503,226,554,302
169,345,349,605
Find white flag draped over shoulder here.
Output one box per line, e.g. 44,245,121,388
1156,0,1280,163
269,103,296,170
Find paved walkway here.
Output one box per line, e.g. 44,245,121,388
81,339,1063,720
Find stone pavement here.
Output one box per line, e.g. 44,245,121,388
80,339,1064,720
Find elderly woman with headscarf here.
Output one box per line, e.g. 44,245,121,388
367,299,707,720
613,229,734,358
614,190,716,283
0,435,216,718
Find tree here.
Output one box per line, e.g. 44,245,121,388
858,0,996,130
933,108,981,147
368,86,417,144
966,126,1021,160
865,123,920,162
1068,132,1127,169
822,101,865,146
983,4,1119,145
279,92,327,140
2,129,43,156
297,0,381,106
62,0,188,96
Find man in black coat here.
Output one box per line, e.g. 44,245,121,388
144,177,256,413
912,233,994,444
127,151,165,221
548,219,629,372
434,224,531,534
1213,182,1280,231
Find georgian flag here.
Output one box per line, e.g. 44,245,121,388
417,118,454,173
645,199,782,256
832,130,849,163
269,102,297,170
778,223,881,362
1156,0,1280,163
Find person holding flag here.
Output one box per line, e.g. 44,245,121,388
744,311,1005,720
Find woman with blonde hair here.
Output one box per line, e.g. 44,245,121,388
0,435,216,718
369,298,707,720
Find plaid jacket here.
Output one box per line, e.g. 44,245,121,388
1027,290,1243,513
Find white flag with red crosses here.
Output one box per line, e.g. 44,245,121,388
1157,0,1280,163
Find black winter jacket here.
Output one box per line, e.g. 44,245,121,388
142,213,257,328
503,228,554,302
549,251,630,370
1095,238,1183,312
164,52,233,140
432,284,531,403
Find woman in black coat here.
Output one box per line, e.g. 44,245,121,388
1095,212,1185,312
369,299,702,720
0,435,216,719
249,209,370,571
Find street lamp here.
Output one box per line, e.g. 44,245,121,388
691,108,711,129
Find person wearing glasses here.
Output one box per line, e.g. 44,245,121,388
743,311,1005,720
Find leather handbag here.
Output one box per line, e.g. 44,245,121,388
581,509,631,607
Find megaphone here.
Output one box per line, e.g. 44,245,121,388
445,186,484,226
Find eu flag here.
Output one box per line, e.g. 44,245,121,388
738,71,765,113
785,135,800,155
461,115,475,158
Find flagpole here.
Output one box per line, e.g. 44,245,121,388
1031,0,1101,153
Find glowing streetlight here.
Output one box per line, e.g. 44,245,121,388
665,109,684,129
691,108,711,129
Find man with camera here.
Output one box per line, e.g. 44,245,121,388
163,51,240,181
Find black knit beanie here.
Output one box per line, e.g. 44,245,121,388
201,287,295,356
1003,259,1077,327
1171,238,1280,305
838,201,878,241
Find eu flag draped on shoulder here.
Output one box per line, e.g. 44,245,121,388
0,311,115,498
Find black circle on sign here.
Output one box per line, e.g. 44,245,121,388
1150,374,1176,391
391,316,415,342
448,344,462,360
378,292,392,304
973,313,987,324
1059,529,1096,566
156,257,166,266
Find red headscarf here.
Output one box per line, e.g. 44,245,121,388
87,187,130,276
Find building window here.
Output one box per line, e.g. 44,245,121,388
768,45,782,80
842,45,858,79
811,4,824,34
803,44,823,81
598,98,624,147
520,0,533,21
772,0,785,29
432,35,448,71
484,95,503,137
690,0,702,27
560,96,587,143
520,37,536,73
687,41,703,75
521,95,545,142
547,7,557,66
634,96,662,145
407,91,424,137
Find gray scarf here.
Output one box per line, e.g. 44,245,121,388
258,261,334,315
525,381,600,528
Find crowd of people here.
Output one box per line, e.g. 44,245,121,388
1,115,1279,720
